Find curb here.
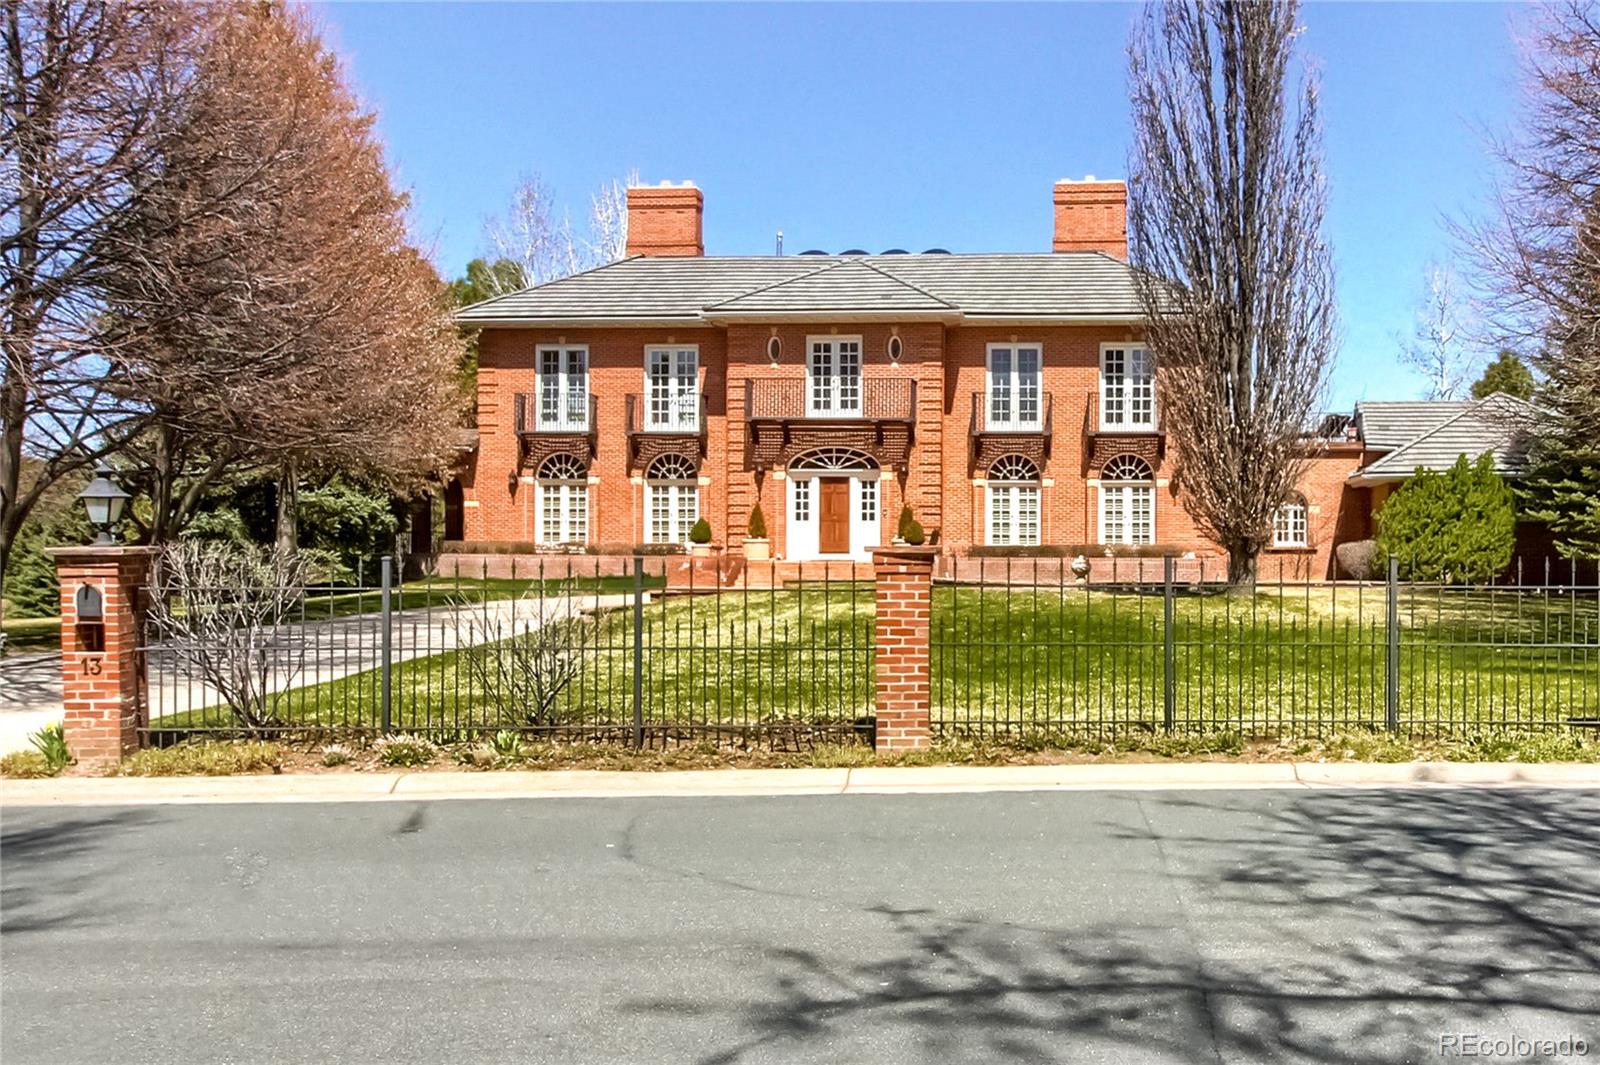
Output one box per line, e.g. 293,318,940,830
3,761,1598,807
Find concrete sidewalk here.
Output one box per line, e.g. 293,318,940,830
4,759,1597,807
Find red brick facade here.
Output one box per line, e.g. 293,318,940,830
460,319,1369,576
458,180,1373,577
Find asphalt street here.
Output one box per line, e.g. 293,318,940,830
3,788,1597,1064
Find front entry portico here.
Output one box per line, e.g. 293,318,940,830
784,448,882,561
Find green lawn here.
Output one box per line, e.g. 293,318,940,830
1,614,59,655
152,582,1600,740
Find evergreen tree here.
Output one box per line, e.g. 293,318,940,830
1519,331,1600,559
1470,351,1536,400
1376,454,1517,583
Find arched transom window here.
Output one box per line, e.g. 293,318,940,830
1273,493,1309,548
987,455,1041,546
789,448,879,472
1099,455,1154,546
536,453,588,545
645,455,700,545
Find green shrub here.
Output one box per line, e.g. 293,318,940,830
688,517,712,545
118,742,281,777
0,751,55,778
28,723,70,774
747,502,768,539
1376,453,1516,583
373,734,435,767
490,730,524,759
320,743,352,767
904,518,925,546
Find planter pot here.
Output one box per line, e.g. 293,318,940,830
690,543,713,558
744,537,770,561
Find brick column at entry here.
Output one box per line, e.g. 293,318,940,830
871,545,937,752
47,546,156,769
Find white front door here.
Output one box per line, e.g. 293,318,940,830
785,473,880,561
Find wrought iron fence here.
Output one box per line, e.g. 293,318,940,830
141,556,874,747
138,549,1600,748
932,554,1600,737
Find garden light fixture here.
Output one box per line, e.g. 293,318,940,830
78,464,131,545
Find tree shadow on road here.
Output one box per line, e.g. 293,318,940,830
626,789,1600,1064
2,808,153,933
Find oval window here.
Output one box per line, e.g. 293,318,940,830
766,336,782,363
887,335,903,361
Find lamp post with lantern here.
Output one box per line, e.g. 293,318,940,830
46,462,152,767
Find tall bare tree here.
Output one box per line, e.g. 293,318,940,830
480,170,635,296
1397,262,1482,400
1127,0,1337,585
1,0,211,590
100,3,465,549
1466,0,1600,558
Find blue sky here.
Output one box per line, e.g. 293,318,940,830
313,1,1523,409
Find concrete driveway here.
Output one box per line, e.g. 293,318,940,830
0,594,630,751
3,787,1596,1063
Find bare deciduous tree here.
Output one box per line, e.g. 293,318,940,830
1,0,212,590
1127,0,1337,586
1467,0,1600,359
586,169,638,266
1397,263,1482,400
147,540,310,736
480,170,636,295
100,4,466,549
455,602,596,728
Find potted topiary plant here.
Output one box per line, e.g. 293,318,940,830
894,504,916,545
688,517,713,557
744,502,770,561
894,505,925,547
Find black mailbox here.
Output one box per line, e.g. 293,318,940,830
74,583,105,653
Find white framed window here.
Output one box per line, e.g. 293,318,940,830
644,455,699,545
792,478,811,522
645,346,698,431
806,336,862,416
1273,494,1309,548
537,346,589,431
986,344,1042,430
859,478,878,525
1098,454,1155,545
987,455,1042,546
536,453,588,545
1100,345,1155,430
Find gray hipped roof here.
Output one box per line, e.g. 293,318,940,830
1353,394,1544,482
455,252,1145,325
1352,400,1478,450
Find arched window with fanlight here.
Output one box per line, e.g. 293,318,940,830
645,455,700,545
536,453,588,545
987,455,1041,546
1099,455,1155,545
1273,493,1309,548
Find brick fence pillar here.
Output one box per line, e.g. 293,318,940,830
871,545,937,752
47,546,156,769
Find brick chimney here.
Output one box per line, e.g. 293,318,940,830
625,181,704,257
1053,178,1127,259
